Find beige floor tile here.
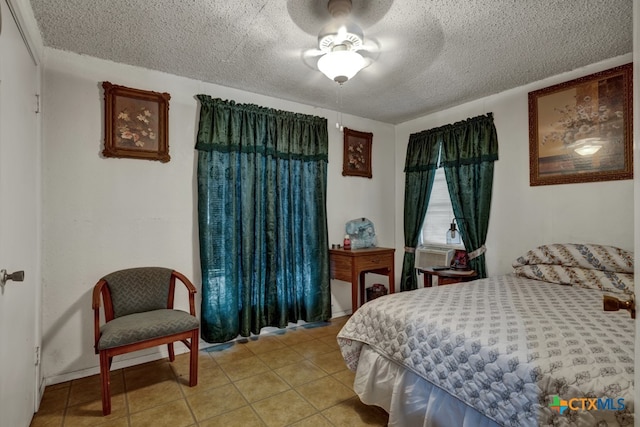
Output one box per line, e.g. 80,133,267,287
274,360,327,387
171,352,217,378
186,383,248,421
126,378,183,414
84,417,130,427
299,323,340,339
256,347,305,370
207,342,255,364
331,368,356,389
29,411,64,427
234,371,291,403
37,385,70,414
172,351,223,391
63,392,128,426
321,397,388,427
68,372,125,407
309,350,349,374
178,364,230,396
251,390,316,427
330,315,351,326
243,335,287,355
198,405,265,427
129,398,195,427
295,376,355,410
124,361,176,390
218,355,270,382
124,358,169,373
318,334,341,351
289,413,334,427
290,339,334,359
272,328,315,346
46,381,71,391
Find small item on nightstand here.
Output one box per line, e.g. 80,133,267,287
366,283,388,302
343,235,351,250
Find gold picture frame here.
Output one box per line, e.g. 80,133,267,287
102,82,171,162
342,128,373,178
528,63,632,186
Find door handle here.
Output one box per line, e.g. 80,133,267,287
0,269,24,286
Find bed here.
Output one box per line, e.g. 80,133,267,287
337,244,635,426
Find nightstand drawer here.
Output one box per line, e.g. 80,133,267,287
355,254,394,272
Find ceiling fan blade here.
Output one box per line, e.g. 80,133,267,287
358,17,444,85
286,0,395,36
358,38,380,53
298,48,325,70
303,48,325,59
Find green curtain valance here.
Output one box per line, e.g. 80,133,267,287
406,113,499,170
403,132,441,173
195,95,328,162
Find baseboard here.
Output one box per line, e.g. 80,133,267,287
331,309,351,318
44,343,212,386
36,376,46,410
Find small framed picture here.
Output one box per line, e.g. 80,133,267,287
102,82,171,162
342,128,373,178
451,250,469,270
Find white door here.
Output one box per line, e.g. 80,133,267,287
0,1,40,426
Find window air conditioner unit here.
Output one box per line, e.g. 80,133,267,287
414,245,455,270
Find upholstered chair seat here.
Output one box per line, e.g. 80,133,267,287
97,309,199,350
92,267,199,415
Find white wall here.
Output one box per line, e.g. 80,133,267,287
395,54,634,278
41,48,395,383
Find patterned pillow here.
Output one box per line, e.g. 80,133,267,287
512,243,634,295
513,243,633,273
513,264,634,295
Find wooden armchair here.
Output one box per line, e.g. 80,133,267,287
92,267,199,415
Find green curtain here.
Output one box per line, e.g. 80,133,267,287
441,113,499,278
400,132,440,291
195,96,331,343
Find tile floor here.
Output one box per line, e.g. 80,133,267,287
30,316,389,426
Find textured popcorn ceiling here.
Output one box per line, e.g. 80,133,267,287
29,0,632,124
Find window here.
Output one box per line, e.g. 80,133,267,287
419,167,456,246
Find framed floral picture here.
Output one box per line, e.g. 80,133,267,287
528,63,632,186
342,128,373,178
102,82,171,162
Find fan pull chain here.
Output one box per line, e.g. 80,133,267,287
335,84,344,132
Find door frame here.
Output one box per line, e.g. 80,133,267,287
4,0,43,410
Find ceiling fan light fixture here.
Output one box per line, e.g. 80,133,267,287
317,49,366,84
318,21,363,52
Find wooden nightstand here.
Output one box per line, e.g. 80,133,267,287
329,247,395,313
418,267,478,287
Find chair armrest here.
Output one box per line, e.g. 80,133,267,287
171,271,197,316
92,279,107,354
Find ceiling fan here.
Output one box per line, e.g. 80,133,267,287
293,0,390,84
